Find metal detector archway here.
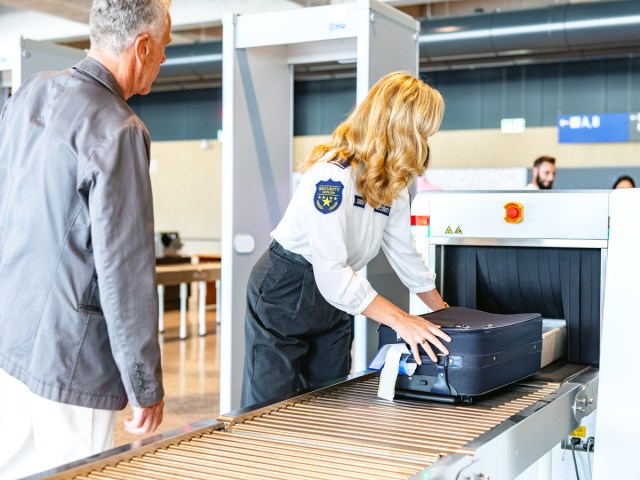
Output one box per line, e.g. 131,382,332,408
220,0,419,412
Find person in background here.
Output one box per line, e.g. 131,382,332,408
525,155,556,190
613,175,635,189
0,1,172,477
241,71,451,408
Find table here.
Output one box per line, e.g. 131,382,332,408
156,262,221,339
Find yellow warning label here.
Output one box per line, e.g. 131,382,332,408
454,226,463,234
570,426,587,438
445,226,453,234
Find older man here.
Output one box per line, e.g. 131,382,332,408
0,0,172,477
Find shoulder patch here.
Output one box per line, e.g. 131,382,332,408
354,195,366,208
314,180,344,214
373,205,391,216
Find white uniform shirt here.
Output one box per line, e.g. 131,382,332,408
272,160,436,315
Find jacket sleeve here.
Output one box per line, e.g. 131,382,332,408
84,121,163,408
381,189,437,294
306,165,378,315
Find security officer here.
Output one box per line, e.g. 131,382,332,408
241,71,451,408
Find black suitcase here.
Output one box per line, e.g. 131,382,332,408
377,307,543,403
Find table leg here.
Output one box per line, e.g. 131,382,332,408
157,284,165,333
179,282,187,339
215,278,221,325
198,281,207,336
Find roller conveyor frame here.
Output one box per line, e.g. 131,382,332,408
29,363,597,480
423,366,598,479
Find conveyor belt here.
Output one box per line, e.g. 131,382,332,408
45,372,561,480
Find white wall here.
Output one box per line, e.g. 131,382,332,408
150,140,222,256
428,127,640,169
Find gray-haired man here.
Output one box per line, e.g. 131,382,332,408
0,1,172,476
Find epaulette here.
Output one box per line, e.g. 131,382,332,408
328,157,351,169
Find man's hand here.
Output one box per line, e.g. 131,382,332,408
124,399,164,434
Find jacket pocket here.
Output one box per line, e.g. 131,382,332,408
78,273,103,314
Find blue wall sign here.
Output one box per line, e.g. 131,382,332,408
558,113,631,143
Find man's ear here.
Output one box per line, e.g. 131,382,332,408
134,34,151,64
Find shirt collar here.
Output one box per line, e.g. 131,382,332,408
72,56,125,100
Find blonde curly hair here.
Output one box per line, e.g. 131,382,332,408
300,71,444,208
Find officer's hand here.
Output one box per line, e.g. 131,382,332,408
395,314,450,365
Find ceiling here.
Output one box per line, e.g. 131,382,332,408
0,0,613,46
0,0,633,91
0,0,91,23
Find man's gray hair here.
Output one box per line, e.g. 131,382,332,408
90,0,169,56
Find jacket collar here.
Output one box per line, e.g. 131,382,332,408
73,56,125,100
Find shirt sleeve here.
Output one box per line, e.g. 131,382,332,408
381,188,437,294
306,164,378,315
82,121,163,408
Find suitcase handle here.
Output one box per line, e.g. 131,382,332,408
402,353,453,395
432,356,452,395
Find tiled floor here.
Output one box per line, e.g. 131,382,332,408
113,307,220,447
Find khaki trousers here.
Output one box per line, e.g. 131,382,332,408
0,368,116,479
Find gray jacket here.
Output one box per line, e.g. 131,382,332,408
0,57,163,410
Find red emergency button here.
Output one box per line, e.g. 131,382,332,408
504,202,524,224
